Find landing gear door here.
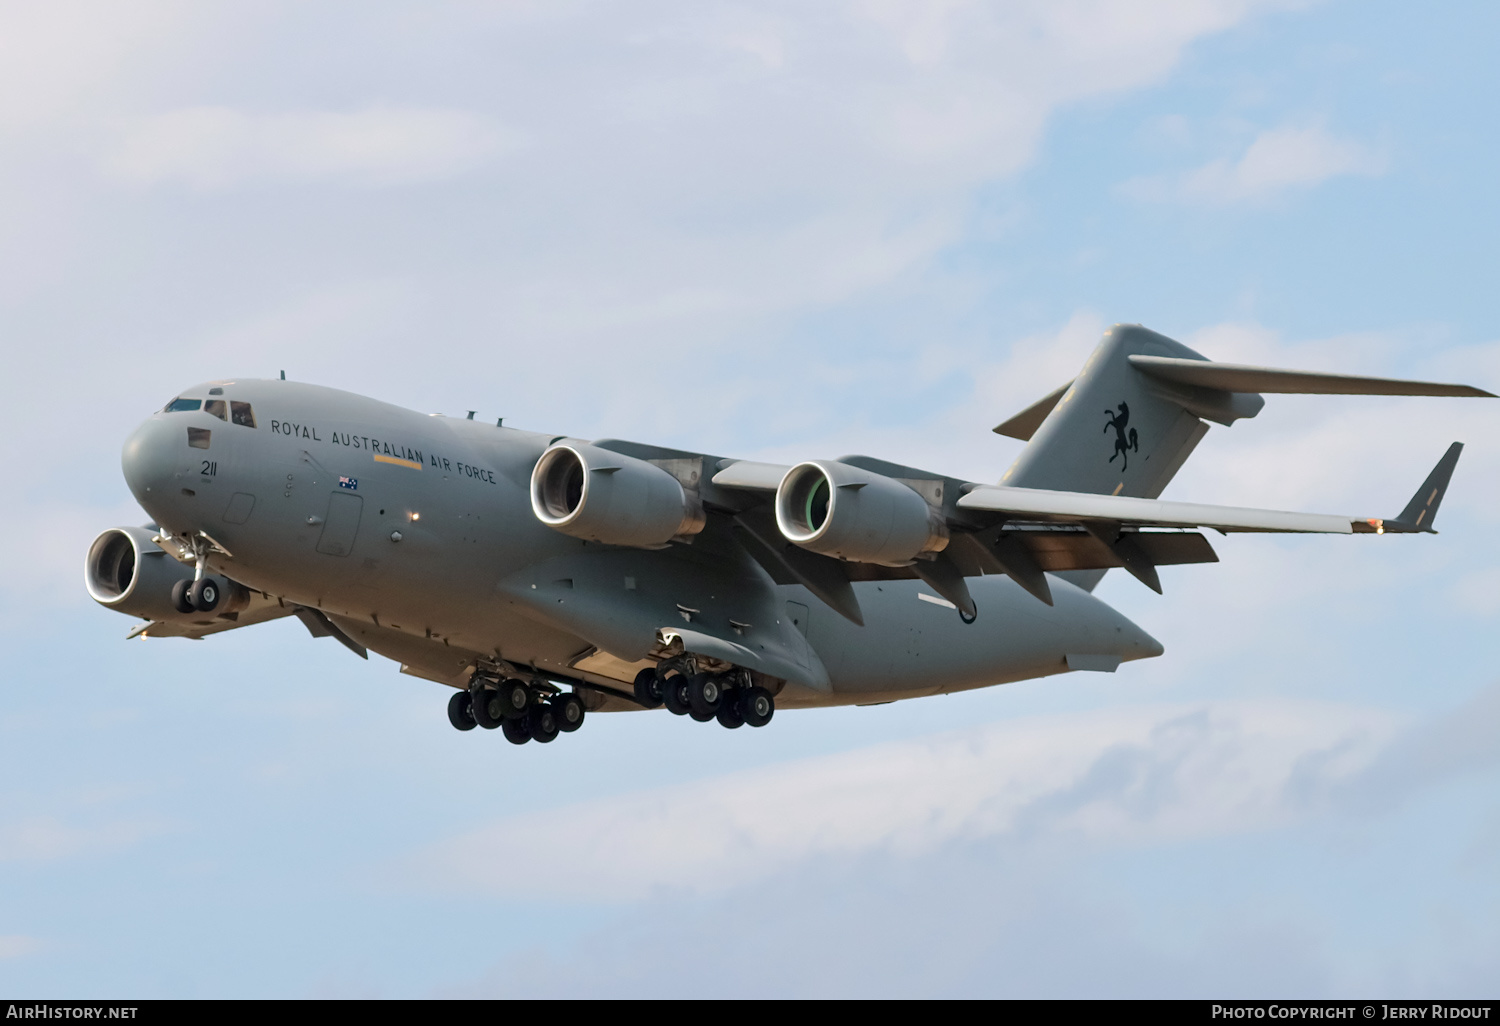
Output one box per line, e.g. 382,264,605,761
316,492,363,557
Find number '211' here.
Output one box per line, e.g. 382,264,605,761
201,461,217,476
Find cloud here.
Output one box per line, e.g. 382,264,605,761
433,683,1500,998
0,936,42,960
410,698,1396,901
0,816,162,863
104,106,513,189
1122,124,1385,204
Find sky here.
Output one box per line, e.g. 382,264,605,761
0,0,1497,998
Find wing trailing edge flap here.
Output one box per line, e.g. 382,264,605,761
732,509,865,626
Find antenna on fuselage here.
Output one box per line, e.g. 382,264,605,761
280,370,285,380
497,417,503,426
467,411,475,420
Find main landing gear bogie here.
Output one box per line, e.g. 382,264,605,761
453,675,587,746
644,665,775,730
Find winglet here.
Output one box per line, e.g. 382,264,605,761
1383,442,1463,534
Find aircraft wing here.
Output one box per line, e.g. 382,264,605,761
126,592,297,640
956,486,1359,534
960,440,1464,537
708,443,1463,613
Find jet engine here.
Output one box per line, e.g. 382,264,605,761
775,461,948,566
85,526,245,622
530,442,705,549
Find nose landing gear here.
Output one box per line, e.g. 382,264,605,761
165,532,230,614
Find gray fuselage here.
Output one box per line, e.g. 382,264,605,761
119,379,1162,709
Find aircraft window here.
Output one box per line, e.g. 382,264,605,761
188,428,211,449
231,402,256,428
204,400,228,421
208,387,223,395
164,398,202,413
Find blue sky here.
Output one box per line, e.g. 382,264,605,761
1,0,1497,997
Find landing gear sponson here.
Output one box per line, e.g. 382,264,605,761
632,663,775,730
448,673,587,745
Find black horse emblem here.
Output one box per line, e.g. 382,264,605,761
1103,402,1139,470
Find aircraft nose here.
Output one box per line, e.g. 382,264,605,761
121,416,182,506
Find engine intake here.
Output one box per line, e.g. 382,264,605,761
531,442,705,549
85,527,244,622
775,461,947,566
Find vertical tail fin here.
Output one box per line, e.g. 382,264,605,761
993,325,1488,590
999,325,1253,500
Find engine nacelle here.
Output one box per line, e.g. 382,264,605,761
530,442,705,549
775,461,948,566
84,527,245,623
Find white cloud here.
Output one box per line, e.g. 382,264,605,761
411,698,1396,901
0,936,42,960
105,106,513,189
0,1,196,132
0,816,160,863
1123,124,1384,204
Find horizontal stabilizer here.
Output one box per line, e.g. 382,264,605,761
1128,355,1496,398
1386,442,1463,533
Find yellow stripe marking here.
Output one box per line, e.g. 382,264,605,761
374,454,423,470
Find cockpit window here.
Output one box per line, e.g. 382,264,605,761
231,401,256,428
204,399,228,421
164,398,201,413
187,427,211,449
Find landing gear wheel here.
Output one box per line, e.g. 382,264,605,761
661,674,691,716
500,716,531,745
687,673,723,718
170,580,194,614
472,688,505,729
632,667,663,709
551,693,586,733
498,679,531,720
447,690,476,731
739,686,774,728
188,578,219,613
528,703,560,744
715,697,744,729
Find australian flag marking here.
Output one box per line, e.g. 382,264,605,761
338,476,358,490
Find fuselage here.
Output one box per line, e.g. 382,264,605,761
120,378,1162,708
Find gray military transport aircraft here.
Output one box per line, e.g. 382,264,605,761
87,325,1490,745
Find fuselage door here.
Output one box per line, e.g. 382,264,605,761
316,492,364,557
